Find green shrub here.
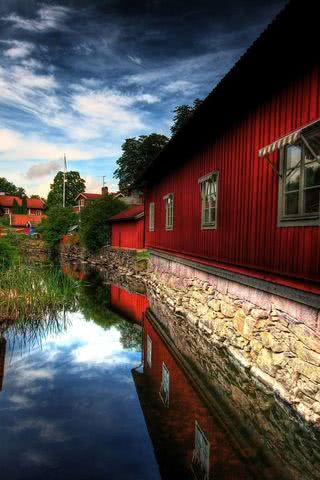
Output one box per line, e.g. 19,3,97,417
0,237,19,271
80,195,127,254
37,206,78,256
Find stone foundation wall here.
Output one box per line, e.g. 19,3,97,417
147,254,320,425
60,243,148,274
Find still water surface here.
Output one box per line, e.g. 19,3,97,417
0,266,318,479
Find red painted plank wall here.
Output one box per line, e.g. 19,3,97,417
111,218,144,249
145,67,320,285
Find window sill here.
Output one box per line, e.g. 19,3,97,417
278,216,320,227
201,224,217,230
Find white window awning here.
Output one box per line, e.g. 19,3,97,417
258,119,320,158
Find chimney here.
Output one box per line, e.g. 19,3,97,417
101,186,109,196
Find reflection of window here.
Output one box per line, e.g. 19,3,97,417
279,129,320,226
146,335,152,368
159,362,170,407
192,422,210,480
199,172,218,229
164,194,174,231
149,202,155,232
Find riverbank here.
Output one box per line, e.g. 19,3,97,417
60,244,320,427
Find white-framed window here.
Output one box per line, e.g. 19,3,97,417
199,172,219,229
278,131,320,226
159,362,170,407
164,193,174,231
192,421,210,480
146,335,152,368
4,208,10,215
36,210,42,216
149,202,155,232
80,198,85,207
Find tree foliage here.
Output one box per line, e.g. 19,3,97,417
170,98,203,136
46,171,85,210
79,195,127,254
114,133,169,192
37,206,78,255
0,177,25,197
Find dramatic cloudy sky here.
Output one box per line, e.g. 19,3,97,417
0,0,286,197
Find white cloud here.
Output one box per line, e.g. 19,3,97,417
0,128,115,162
135,93,160,104
2,5,71,32
162,80,194,94
3,41,34,59
128,55,142,65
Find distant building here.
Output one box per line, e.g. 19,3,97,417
109,204,144,249
0,194,45,217
73,187,124,213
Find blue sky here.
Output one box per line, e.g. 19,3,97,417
0,0,285,197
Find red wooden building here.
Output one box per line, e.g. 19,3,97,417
109,205,144,249
0,195,45,217
139,0,320,301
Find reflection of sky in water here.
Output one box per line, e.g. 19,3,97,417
0,312,160,480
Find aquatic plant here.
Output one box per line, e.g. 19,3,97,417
0,264,79,323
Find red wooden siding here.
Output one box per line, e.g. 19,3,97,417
145,67,320,286
110,285,149,323
111,218,144,249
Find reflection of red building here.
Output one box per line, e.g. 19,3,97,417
133,314,266,480
62,264,87,281
110,285,149,324
109,205,144,249
0,337,6,391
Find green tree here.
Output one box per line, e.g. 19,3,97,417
46,171,85,210
38,206,78,255
21,195,28,214
170,98,203,136
80,195,127,254
0,177,25,197
12,198,22,214
114,133,168,192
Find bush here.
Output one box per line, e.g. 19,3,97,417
0,237,19,271
37,206,78,256
80,195,127,254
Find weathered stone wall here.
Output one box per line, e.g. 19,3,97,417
20,239,48,263
147,293,320,480
146,254,320,425
60,243,148,274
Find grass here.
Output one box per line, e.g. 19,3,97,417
0,264,79,323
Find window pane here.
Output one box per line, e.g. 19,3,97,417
285,191,299,215
304,187,320,213
285,168,300,192
286,145,301,171
304,162,320,188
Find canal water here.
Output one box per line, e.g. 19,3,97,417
0,265,319,479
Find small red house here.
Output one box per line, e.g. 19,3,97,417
74,187,124,213
139,0,320,301
0,195,45,217
109,205,144,249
